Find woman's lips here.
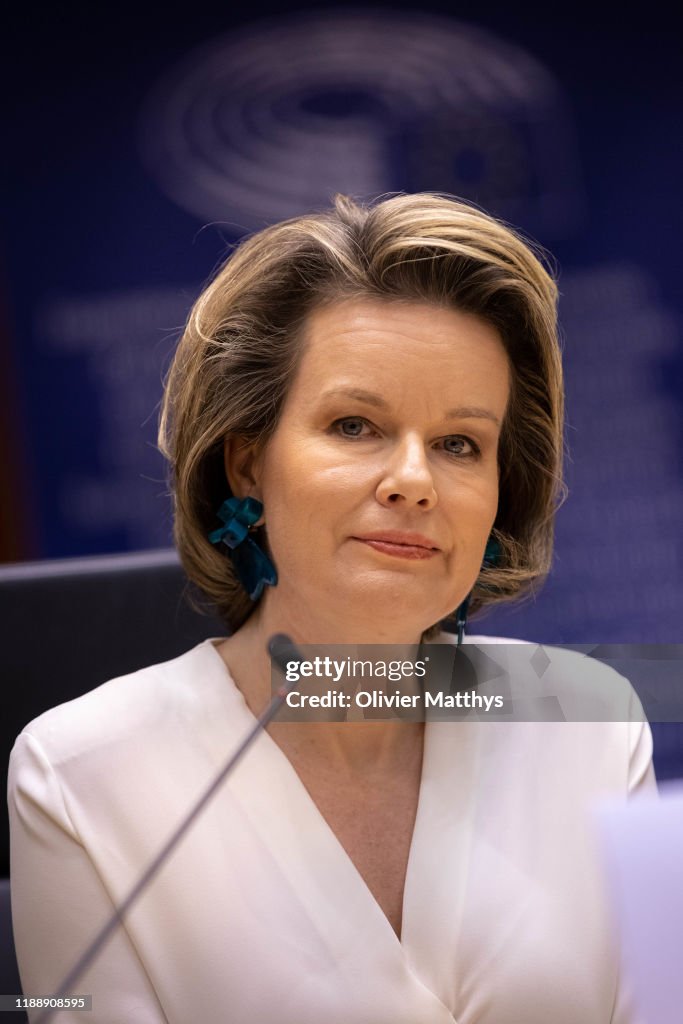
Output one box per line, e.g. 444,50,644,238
353,538,439,560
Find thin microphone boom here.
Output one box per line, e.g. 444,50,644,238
34,633,303,1024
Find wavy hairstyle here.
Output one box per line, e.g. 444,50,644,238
158,192,565,638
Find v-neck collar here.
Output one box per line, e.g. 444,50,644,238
193,633,484,1019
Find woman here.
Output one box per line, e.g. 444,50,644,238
9,193,655,1023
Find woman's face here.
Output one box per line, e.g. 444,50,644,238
226,297,510,641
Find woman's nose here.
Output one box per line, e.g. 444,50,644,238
375,435,438,508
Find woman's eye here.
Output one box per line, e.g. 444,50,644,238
334,417,371,438
332,420,479,458
443,435,478,457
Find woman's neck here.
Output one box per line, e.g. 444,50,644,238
215,604,431,775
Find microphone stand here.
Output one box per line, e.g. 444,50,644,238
34,634,302,1024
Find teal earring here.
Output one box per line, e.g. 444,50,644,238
454,537,501,646
208,496,278,601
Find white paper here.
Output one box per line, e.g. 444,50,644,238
594,781,683,1024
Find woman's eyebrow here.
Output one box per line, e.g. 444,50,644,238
446,406,501,427
318,387,501,427
318,387,388,409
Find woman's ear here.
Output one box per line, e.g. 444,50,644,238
223,435,264,505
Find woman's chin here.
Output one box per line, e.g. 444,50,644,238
335,591,443,635
274,568,449,634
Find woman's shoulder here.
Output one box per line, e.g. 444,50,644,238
437,631,654,792
11,637,230,771
436,630,642,718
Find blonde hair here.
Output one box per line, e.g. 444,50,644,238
158,192,565,637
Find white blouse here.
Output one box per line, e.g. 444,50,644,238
8,633,656,1023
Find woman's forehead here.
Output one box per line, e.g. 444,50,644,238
292,297,511,403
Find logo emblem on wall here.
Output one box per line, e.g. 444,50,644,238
139,9,583,235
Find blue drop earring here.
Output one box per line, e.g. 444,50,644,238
208,496,278,601
454,537,501,647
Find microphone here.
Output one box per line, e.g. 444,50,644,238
267,632,303,676
34,633,304,1024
